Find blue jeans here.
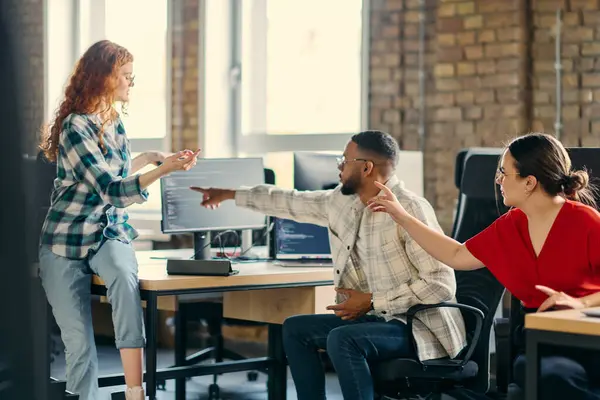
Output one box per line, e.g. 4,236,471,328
39,240,145,400
282,313,414,400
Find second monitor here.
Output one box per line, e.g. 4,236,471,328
273,217,332,267
293,152,341,191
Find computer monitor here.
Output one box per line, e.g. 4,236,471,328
293,152,341,191
161,157,266,259
274,218,331,259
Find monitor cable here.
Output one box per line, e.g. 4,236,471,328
188,229,239,260
233,221,275,262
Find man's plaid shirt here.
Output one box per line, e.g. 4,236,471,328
235,176,467,361
40,113,148,259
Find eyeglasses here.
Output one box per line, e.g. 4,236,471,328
495,168,520,183
126,74,135,86
336,156,371,169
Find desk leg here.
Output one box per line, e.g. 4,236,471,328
267,324,286,400
525,330,539,400
175,303,187,400
145,293,158,400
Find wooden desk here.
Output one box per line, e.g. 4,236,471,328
93,258,332,291
91,250,334,400
525,308,600,400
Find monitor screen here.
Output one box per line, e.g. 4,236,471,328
274,218,331,259
161,158,266,233
293,152,341,191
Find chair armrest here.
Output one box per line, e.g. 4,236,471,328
406,302,484,368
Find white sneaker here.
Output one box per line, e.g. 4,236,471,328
125,386,145,400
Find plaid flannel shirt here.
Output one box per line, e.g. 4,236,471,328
40,113,148,260
235,175,467,361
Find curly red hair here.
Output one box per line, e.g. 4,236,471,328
40,40,133,162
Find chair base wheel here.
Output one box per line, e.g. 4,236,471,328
208,383,220,400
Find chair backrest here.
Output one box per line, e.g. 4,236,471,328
22,152,57,262
453,148,506,243
450,149,468,239
454,148,469,190
451,148,506,393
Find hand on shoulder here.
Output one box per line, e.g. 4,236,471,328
366,181,411,224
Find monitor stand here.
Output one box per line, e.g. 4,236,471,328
193,232,212,260
239,229,260,260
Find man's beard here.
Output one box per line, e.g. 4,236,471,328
340,175,361,195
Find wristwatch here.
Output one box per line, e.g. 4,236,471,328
369,294,374,311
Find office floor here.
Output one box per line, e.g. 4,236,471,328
50,341,501,400
50,342,344,400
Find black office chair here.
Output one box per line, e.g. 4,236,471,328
23,152,57,255
568,147,600,206
22,153,64,364
452,148,515,391
450,148,469,240
493,147,600,400
372,149,506,399
164,168,276,399
450,149,517,396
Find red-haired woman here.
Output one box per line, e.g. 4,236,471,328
38,40,199,400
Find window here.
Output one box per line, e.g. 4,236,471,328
46,0,170,154
105,0,170,150
201,0,368,156
202,0,369,188
240,0,365,137
102,0,170,216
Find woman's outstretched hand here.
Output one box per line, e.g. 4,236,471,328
366,181,410,224
159,149,200,173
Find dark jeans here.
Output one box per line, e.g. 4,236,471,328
513,306,600,399
513,349,600,400
282,313,414,400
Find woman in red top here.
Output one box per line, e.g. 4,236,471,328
368,133,600,399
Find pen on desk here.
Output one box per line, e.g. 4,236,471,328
150,256,169,260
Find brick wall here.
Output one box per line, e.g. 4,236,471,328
532,0,600,147
2,0,45,155
370,0,600,232
171,0,200,151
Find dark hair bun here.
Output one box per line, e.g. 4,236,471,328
563,170,589,196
